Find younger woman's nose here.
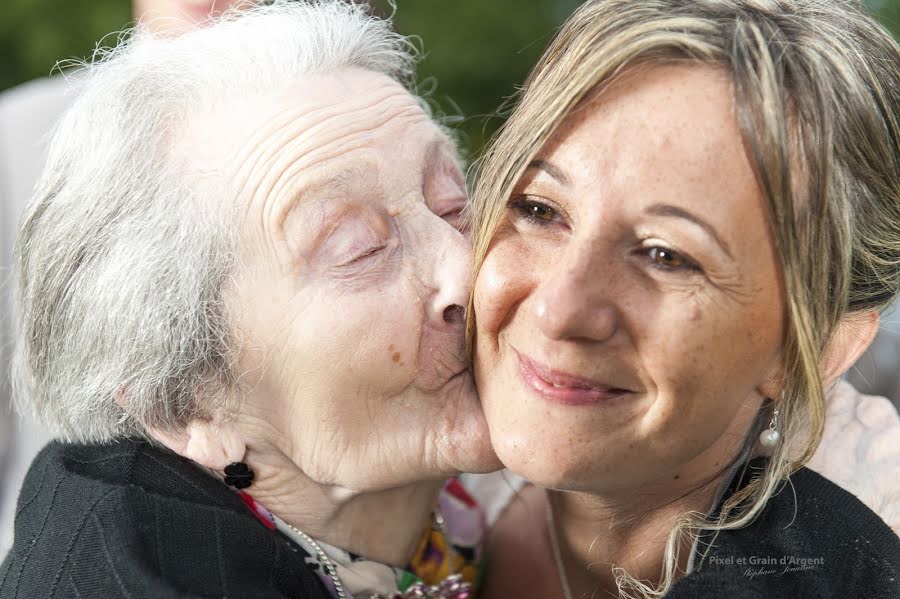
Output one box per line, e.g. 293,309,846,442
532,256,619,343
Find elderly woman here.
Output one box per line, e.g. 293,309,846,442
469,1,900,598
0,2,498,597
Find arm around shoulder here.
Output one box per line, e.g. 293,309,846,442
807,380,900,532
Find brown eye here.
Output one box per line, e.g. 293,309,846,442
510,198,557,223
529,204,555,221
648,246,688,269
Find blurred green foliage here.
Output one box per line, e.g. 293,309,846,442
388,1,583,157
0,0,131,90
1,1,897,158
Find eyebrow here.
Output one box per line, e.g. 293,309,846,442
286,165,375,211
283,134,452,233
526,159,571,186
280,165,378,247
647,203,734,259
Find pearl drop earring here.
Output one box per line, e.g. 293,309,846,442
759,406,780,450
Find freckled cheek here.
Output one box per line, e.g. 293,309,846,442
649,308,772,416
474,243,530,338
638,308,722,406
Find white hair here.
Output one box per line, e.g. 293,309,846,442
12,0,418,442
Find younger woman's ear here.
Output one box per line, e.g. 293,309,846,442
755,309,880,400
756,351,785,400
821,309,880,387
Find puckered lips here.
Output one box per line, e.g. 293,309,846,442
514,348,633,406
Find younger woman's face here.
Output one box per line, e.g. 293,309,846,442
474,65,785,496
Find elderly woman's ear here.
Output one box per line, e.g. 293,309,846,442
113,389,247,470
149,420,248,472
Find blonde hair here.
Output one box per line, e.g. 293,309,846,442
468,1,899,596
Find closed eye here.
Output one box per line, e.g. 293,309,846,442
341,243,387,266
440,207,470,233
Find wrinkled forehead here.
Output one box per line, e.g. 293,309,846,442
178,67,454,181
176,67,462,232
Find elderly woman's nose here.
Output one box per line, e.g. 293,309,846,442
429,227,472,328
532,255,619,343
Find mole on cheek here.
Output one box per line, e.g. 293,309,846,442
689,306,702,322
392,352,402,364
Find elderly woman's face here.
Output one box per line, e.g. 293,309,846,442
474,65,785,494
213,69,495,490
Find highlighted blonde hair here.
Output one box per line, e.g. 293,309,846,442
469,1,899,596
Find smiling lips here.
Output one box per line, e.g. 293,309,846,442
515,350,631,405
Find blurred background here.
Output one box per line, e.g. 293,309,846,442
0,0,889,159
1,0,594,159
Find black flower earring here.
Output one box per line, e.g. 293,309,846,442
224,462,254,489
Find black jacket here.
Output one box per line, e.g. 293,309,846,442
666,458,900,598
0,439,330,598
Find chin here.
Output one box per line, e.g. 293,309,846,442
485,419,594,491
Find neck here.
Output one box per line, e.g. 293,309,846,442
245,453,443,566
548,480,721,598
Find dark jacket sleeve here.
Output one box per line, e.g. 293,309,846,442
1,441,329,599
